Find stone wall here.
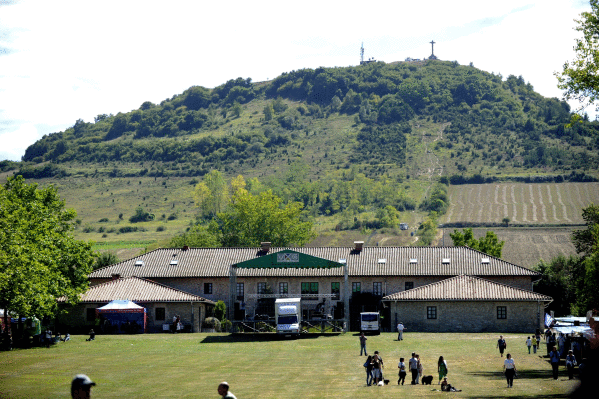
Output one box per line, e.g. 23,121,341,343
389,300,544,333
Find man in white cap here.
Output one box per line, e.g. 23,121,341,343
217,381,237,399
71,374,96,399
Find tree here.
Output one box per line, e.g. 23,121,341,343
129,207,155,223
193,170,229,218
214,300,226,322
572,203,599,256
232,102,242,118
534,255,585,315
0,176,95,330
450,228,505,258
263,103,274,121
94,252,120,270
556,0,599,114
534,204,599,315
168,223,220,248
215,189,316,247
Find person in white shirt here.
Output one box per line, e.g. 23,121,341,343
503,353,516,388
397,322,405,341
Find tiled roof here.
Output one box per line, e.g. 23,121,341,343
382,275,553,302
60,276,215,304
89,246,539,279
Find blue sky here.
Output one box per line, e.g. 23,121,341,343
0,0,593,161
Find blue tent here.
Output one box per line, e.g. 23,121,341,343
96,300,147,333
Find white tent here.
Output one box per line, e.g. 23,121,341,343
97,300,144,310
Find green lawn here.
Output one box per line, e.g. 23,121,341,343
0,333,578,398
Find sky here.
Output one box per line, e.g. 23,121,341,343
0,0,594,161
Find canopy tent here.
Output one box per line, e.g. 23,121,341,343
96,300,147,333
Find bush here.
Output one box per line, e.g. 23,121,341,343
221,318,232,332
202,317,221,332
214,301,226,322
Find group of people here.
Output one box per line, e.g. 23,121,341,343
42,328,70,347
363,351,385,386
361,345,456,389
498,329,582,387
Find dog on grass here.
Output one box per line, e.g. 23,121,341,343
421,375,433,385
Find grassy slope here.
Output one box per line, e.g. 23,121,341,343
0,333,578,399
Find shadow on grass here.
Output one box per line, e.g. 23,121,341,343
200,333,341,344
463,394,570,399
467,369,554,381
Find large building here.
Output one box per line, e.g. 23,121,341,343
84,242,552,333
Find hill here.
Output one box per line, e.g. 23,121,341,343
2,60,598,264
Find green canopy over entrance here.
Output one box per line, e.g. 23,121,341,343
235,250,344,269
229,250,349,331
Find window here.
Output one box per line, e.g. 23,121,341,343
427,306,437,319
352,282,361,293
373,282,382,296
497,306,507,319
86,308,96,322
155,307,165,321
279,282,288,296
236,283,244,301
257,282,267,295
301,282,318,299
204,283,212,295
331,282,340,300
405,282,414,291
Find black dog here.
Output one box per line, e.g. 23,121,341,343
421,375,433,385
383,379,390,385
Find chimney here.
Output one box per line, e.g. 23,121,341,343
354,241,364,252
111,273,121,280
182,245,189,251
260,242,271,253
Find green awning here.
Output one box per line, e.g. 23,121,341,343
235,250,344,269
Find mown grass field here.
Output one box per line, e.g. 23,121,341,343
438,227,578,269
444,182,599,226
0,333,578,399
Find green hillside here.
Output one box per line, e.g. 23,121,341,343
2,60,599,256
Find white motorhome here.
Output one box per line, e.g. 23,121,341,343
360,312,380,335
275,298,301,336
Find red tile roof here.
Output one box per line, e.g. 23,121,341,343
89,246,539,279
382,275,552,302
60,276,214,304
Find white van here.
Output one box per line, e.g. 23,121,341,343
360,312,380,335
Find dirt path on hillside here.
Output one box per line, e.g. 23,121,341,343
421,122,449,199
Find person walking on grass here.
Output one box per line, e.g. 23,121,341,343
566,350,577,380
503,353,516,388
409,352,419,385
359,332,368,356
397,322,405,341
532,335,538,354
398,357,407,385
438,356,448,384
550,346,560,380
372,351,384,385
497,335,507,357
364,355,374,386
526,336,532,354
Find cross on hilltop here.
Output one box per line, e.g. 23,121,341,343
428,40,438,60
